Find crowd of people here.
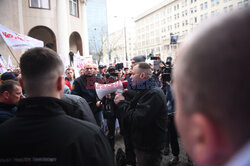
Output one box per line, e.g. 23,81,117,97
0,9,249,166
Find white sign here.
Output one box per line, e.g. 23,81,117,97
0,24,44,50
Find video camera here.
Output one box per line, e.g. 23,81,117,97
105,66,118,79
115,63,124,71
152,57,172,82
161,57,172,82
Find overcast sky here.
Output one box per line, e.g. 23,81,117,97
107,0,165,33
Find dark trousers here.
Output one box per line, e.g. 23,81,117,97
135,149,162,166
165,115,180,156
94,112,102,127
123,134,136,166
107,113,116,151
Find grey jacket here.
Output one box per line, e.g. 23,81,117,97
61,94,96,124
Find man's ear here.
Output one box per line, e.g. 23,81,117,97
140,72,146,79
2,91,9,101
189,113,222,165
57,75,65,92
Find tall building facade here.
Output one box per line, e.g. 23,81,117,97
0,0,89,66
135,0,249,62
86,0,108,64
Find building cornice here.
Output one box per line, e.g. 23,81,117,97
134,0,176,22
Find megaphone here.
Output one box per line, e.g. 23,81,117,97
95,80,128,100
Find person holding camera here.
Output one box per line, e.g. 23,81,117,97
114,62,168,166
102,66,121,152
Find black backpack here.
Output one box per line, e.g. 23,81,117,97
116,148,126,166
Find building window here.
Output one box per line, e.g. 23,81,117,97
69,0,78,17
238,1,243,9
229,5,233,11
224,0,227,2
211,11,215,16
29,0,50,9
244,0,249,7
201,3,204,10
194,17,197,23
224,7,228,13
204,2,208,8
211,0,215,7
216,0,220,5
204,13,208,19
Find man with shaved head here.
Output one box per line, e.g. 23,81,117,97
71,63,101,125
0,48,114,165
173,9,250,166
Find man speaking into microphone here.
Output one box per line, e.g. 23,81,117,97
114,62,168,166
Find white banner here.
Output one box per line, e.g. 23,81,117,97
0,24,44,50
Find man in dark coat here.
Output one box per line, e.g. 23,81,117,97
114,62,168,166
71,63,103,126
0,48,114,166
0,80,24,124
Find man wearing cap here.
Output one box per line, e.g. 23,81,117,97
1,72,18,82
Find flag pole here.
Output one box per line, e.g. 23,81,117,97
0,35,19,65
5,45,19,65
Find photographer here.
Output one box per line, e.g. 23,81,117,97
102,66,121,152
114,62,168,166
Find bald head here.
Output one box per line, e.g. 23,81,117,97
174,9,250,157
84,63,93,76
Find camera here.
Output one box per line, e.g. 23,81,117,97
115,63,124,71
161,57,172,82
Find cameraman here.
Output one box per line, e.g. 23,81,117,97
102,66,120,152
114,62,168,166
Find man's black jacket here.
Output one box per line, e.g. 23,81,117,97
71,75,100,113
117,86,168,152
0,97,114,166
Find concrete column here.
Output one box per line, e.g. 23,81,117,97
57,0,70,66
81,1,89,57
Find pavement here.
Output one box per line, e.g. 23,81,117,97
114,134,194,166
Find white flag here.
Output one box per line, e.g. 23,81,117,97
7,55,13,70
0,24,44,50
0,55,7,74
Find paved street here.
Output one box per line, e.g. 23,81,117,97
114,135,194,166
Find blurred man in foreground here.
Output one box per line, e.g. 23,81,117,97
0,47,114,166
173,9,250,166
